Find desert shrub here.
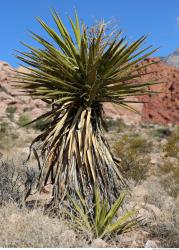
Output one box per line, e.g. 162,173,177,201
113,134,153,155
162,126,179,157
106,118,126,132
148,223,179,248
152,126,172,138
0,121,9,136
118,153,150,185
0,159,38,206
113,135,152,184
6,106,17,120
0,160,25,205
18,114,32,127
33,119,49,131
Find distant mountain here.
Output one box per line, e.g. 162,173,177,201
164,48,179,67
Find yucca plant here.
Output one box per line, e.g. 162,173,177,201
66,187,141,239
15,10,158,203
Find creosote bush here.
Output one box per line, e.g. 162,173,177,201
112,135,152,184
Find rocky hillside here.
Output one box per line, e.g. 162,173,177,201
0,61,47,119
105,58,179,125
0,59,179,125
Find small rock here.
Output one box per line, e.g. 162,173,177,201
161,138,168,146
91,238,108,248
145,239,161,248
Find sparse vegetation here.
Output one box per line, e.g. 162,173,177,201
158,159,179,198
0,204,87,248
148,223,179,248
113,134,153,156
162,126,179,157
0,123,178,247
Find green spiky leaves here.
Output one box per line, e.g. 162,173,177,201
15,10,158,110
66,187,141,238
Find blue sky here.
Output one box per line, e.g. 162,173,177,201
1,0,179,67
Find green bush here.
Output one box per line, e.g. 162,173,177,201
33,119,49,131
18,114,32,127
152,126,172,138
106,118,126,132
6,106,17,119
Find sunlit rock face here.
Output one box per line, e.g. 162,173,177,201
104,58,179,125
0,62,46,119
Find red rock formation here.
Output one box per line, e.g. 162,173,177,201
0,59,179,125
0,61,46,119
104,58,179,125
139,58,179,125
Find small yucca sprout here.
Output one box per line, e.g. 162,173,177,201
15,10,158,203
66,187,141,239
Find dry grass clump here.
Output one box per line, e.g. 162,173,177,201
0,204,87,248
148,223,179,248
